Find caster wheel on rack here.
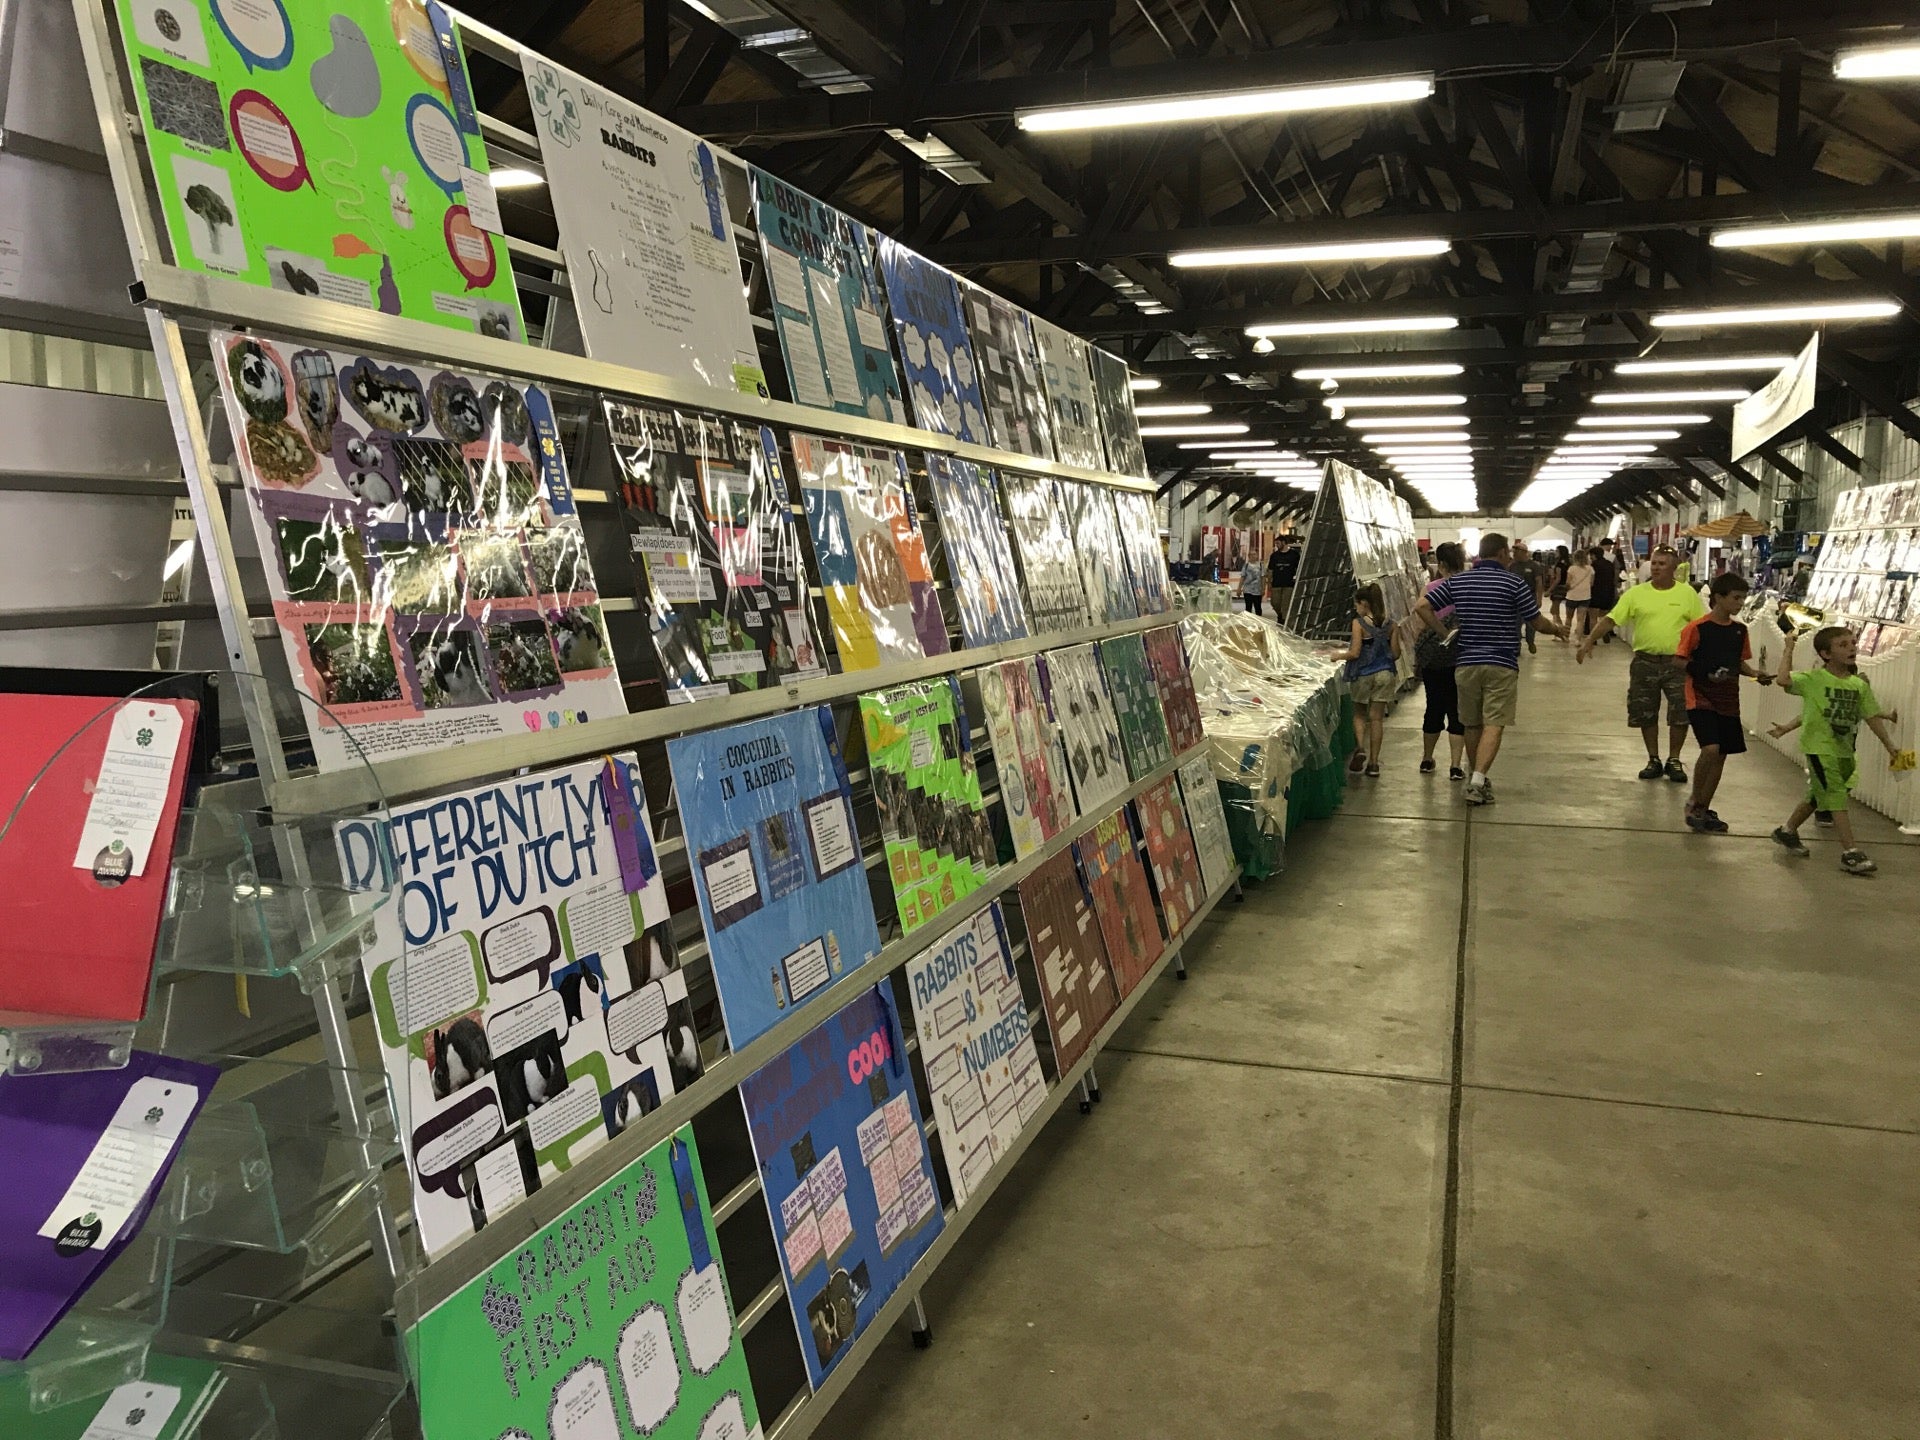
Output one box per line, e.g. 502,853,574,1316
912,1328,933,1350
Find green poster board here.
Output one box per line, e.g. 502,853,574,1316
117,0,525,339
408,1127,763,1440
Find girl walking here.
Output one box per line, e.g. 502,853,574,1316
1343,581,1402,778
1565,547,1596,643
1418,542,1467,779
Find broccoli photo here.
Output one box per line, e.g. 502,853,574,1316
183,182,234,254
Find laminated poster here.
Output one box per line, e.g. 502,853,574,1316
902,905,1046,1208
1143,625,1205,757
1136,775,1205,936
525,58,764,396
338,756,699,1259
794,433,949,670
1029,316,1104,470
739,987,941,1390
1017,847,1118,1076
925,455,1028,646
874,237,987,444
1041,643,1128,815
1177,756,1237,898
1066,483,1139,625
859,677,996,935
606,400,825,704
1097,633,1173,780
1090,347,1149,479
667,707,882,1051
212,330,623,772
1113,489,1172,615
750,168,905,423
119,0,522,338
409,1127,762,1440
1002,473,1092,634
977,656,1076,860
1077,807,1165,998
959,280,1055,463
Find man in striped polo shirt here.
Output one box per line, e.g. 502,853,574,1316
1414,533,1569,805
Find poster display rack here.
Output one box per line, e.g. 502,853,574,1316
11,1,1242,1436
1286,461,1424,652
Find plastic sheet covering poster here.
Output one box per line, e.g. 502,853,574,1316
794,432,949,669
524,57,764,396
1017,848,1118,1075
409,1127,762,1440
1029,316,1104,470
338,756,700,1259
925,455,1028,646
978,656,1076,859
1143,625,1205,756
902,905,1046,1207
606,400,825,703
1002,473,1092,634
1066,483,1138,625
1091,347,1149,479
1097,633,1173,780
118,0,523,338
1076,807,1164,998
874,237,987,444
1042,643,1128,814
1113,489,1172,615
667,707,882,1050
1177,755,1237,897
750,167,905,422
212,331,623,770
959,280,1055,462
1136,775,1204,936
739,987,941,1390
859,677,996,934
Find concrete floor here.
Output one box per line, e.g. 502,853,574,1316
818,640,1920,1439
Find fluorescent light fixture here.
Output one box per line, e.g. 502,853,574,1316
1133,403,1212,416
1171,238,1448,269
1322,393,1466,409
1015,74,1434,134
1208,449,1284,460
1139,422,1250,436
1652,300,1900,327
1292,362,1464,381
488,167,545,189
1591,389,1749,404
1834,45,1920,80
1577,414,1709,427
1128,377,1162,391
1347,413,1469,429
1555,443,1656,454
1615,355,1793,375
1361,431,1467,444
1712,215,1920,249
1178,439,1280,450
1561,429,1681,442
1235,459,1317,470
1245,315,1457,339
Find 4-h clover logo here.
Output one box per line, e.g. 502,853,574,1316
144,1106,164,1124
136,727,153,747
125,1407,146,1426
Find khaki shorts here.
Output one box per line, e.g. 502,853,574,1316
1350,668,1398,705
1456,664,1519,727
1627,649,1687,728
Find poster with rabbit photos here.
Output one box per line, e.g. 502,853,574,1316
1097,633,1173,780
1112,490,1173,615
1017,848,1118,1075
1090,347,1149,479
1029,316,1104,471
1041,644,1129,814
1001,474,1093,634
958,280,1055,462
1136,775,1204,936
1177,756,1237,897
874,237,988,445
605,400,825,704
977,656,1076,860
1077,807,1165,999
925,456,1029,646
1143,626,1205,756
336,756,698,1260
1065,483,1139,625
212,330,623,772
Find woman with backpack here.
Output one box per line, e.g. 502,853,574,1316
1417,542,1467,779
1343,581,1402,778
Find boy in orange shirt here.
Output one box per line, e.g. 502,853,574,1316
1673,573,1772,832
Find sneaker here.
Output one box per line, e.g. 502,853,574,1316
1464,777,1489,806
1420,759,1436,774
1365,763,1381,778
1686,810,1730,834
1347,749,1367,774
1841,848,1878,875
1448,766,1466,782
1664,759,1688,783
1638,759,1665,780
1814,810,1835,827
1771,827,1810,857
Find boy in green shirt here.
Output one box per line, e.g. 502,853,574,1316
1770,626,1907,873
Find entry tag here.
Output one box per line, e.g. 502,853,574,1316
78,1381,183,1440
603,756,658,894
39,1076,200,1252
460,166,504,234
72,703,183,881
670,1135,713,1272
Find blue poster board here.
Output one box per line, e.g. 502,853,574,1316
739,986,943,1390
666,707,883,1050
874,237,988,445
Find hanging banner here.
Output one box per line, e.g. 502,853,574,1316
1732,334,1818,461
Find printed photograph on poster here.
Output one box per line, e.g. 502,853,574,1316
525,58,765,395
977,656,1076,859
118,0,523,339
874,237,987,444
1143,625,1205,756
1029,316,1104,470
606,400,825,704
1076,806,1164,998
1017,847,1119,1076
667,707,883,1050
902,905,1045,1207
1040,644,1128,815
739,987,943,1391
1065,483,1139,625
958,280,1055,462
794,433,949,670
1136,775,1204,935
1001,473,1093,634
1177,756,1237,897
1113,490,1173,615
924,455,1029,646
751,168,905,422
211,331,623,771
409,1127,764,1440
338,756,700,1258
1097,633,1174,780
1090,347,1150,479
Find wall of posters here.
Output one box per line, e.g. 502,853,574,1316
794,433,948,669
859,678,996,935
750,168,905,422
1136,776,1204,936
1041,643,1128,814
606,400,824,703
1066,483,1139,625
338,756,698,1259
212,330,623,771
1143,625,1205,756
119,0,523,338
1017,848,1118,1075
666,707,882,1051
959,281,1055,462
925,456,1028,646
1030,317,1104,470
874,237,987,445
977,656,1076,860
1097,633,1173,780
1113,490,1173,615
409,1127,761,1440
901,905,1045,1207
1077,808,1164,998
1091,347,1149,479
1177,756,1237,898
1002,474,1092,634
525,59,764,395
739,988,942,1391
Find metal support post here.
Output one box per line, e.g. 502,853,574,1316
908,1294,932,1350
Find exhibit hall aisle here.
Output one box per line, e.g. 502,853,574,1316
818,641,1920,1439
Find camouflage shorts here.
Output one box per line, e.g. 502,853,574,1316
1627,649,1686,728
